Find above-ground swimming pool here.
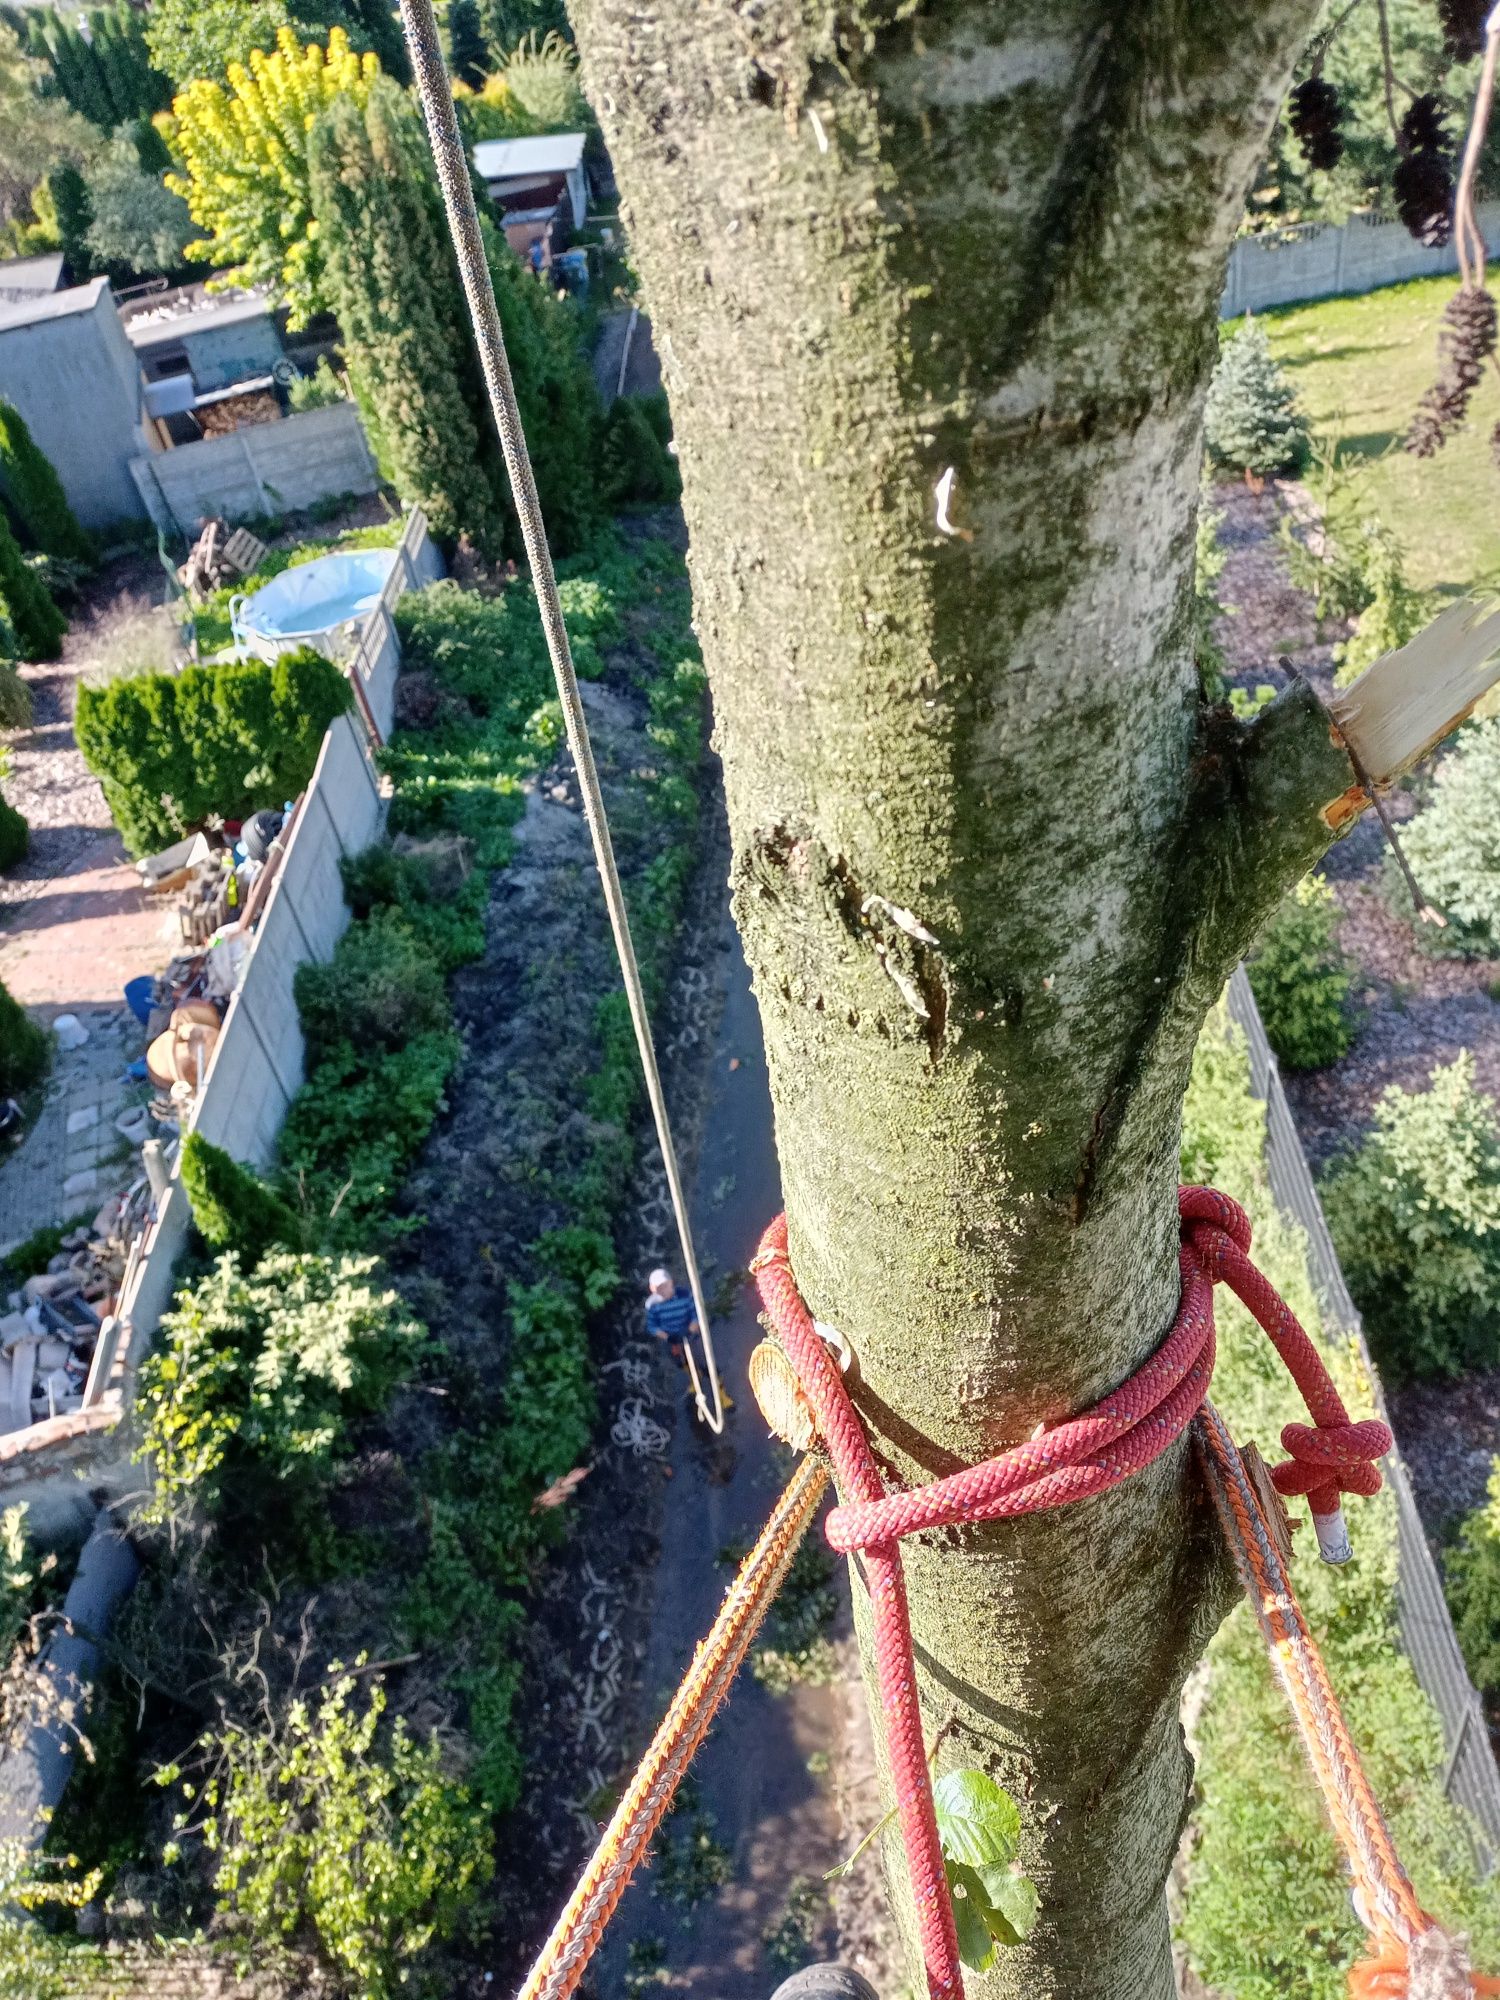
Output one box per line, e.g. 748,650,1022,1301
231,548,399,658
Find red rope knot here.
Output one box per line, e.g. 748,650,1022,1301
1178,1185,1391,1551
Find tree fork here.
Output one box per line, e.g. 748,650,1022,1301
567,5,1497,1993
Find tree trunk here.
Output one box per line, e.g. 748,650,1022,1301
568,7,1352,1995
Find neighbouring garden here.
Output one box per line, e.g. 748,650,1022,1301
7,519,713,2000
1193,271,1500,1937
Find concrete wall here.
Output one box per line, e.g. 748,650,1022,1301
0,280,149,528
1222,199,1500,317
191,712,386,1167
131,401,381,535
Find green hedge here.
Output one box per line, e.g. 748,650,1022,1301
0,979,47,1098
1246,873,1353,1071
1322,1050,1500,1380
1177,1004,1499,1998
0,401,91,563
1449,1460,1500,1699
75,646,351,857
0,510,65,662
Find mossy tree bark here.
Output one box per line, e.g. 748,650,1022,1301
569,6,1359,1995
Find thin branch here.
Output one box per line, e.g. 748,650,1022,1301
1376,0,1404,150
1454,8,1500,287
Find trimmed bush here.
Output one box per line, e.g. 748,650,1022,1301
1322,1050,1500,1379
294,908,451,1061
601,396,681,506
1448,1459,1500,1697
1247,873,1353,1070
179,1131,299,1269
1396,719,1500,954
0,512,65,662
0,792,27,871
0,979,47,1097
74,646,350,856
0,401,90,562
1204,318,1310,476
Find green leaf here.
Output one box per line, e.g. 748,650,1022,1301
932,1768,1020,1869
946,1864,998,1973
974,1862,1039,1945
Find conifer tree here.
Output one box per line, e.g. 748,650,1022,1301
0,510,64,661
308,80,505,551
1204,318,1311,477
0,400,91,563
444,0,488,86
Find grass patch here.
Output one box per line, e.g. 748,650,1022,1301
1238,276,1500,600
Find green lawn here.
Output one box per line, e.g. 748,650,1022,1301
1252,276,1500,599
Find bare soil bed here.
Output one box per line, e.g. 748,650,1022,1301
1212,477,1500,1533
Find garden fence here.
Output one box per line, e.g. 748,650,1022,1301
129,402,382,538
1226,968,1500,1868
1221,200,1500,317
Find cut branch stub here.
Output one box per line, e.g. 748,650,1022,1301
1327,594,1500,787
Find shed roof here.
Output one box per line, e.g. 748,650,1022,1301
472,133,587,180
0,276,111,333
121,286,275,348
0,253,67,302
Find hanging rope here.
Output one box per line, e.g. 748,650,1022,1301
398,0,726,1432
516,1454,829,2000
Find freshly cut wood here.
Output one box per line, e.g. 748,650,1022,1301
1330,595,1500,783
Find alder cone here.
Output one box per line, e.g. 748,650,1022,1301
1437,0,1488,59
1394,147,1454,245
1407,283,1499,456
1400,92,1449,155
1289,77,1344,171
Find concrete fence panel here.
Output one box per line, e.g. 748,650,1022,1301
189,713,383,1169
130,402,381,536
1226,970,1500,1866
1222,200,1500,317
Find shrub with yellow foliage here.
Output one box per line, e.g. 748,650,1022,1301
166,26,380,325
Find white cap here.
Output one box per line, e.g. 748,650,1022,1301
647,1268,673,1294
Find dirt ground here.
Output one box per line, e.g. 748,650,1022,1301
1213,477,1500,1534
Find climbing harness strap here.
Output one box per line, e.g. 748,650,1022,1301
516,1456,829,2000
400,0,726,1431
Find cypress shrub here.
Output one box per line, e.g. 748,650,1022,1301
1396,719,1500,954
308,76,601,558
74,646,351,856
0,402,91,563
0,513,65,662
179,1131,299,1268
600,397,681,505
0,793,27,871
0,981,47,1098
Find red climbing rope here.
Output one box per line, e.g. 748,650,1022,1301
751,1185,1395,2000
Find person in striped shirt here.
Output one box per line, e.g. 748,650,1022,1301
645,1268,697,1363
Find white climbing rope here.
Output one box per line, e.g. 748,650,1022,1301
399,0,727,1432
